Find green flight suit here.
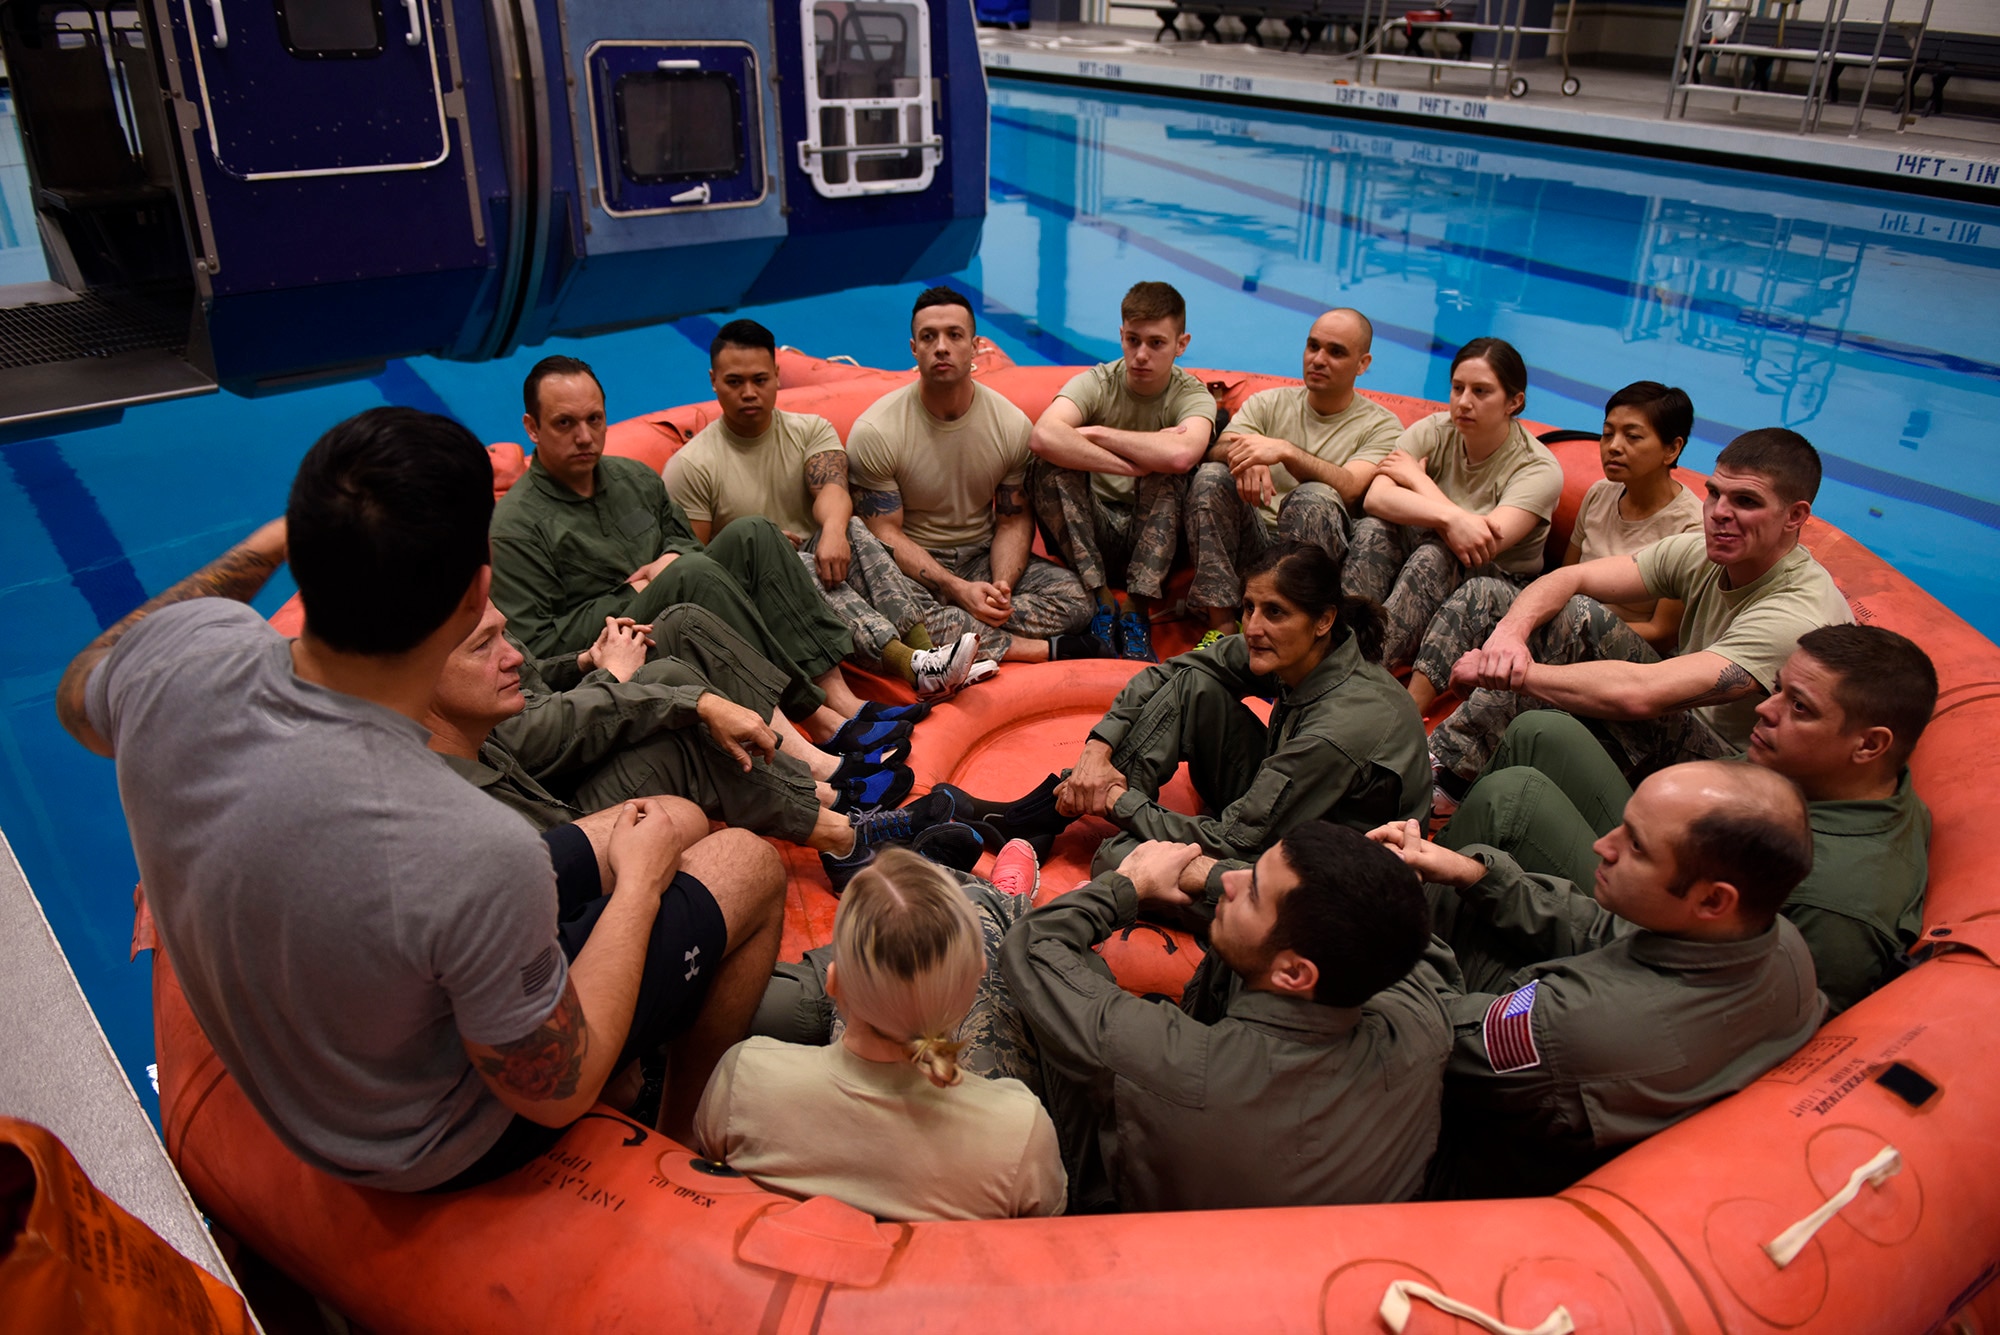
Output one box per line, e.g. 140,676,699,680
998,867,1455,1214
1084,629,1430,874
1441,710,1931,1016
1430,846,1824,1199
446,605,821,843
489,456,853,720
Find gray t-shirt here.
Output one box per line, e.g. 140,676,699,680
87,600,563,1191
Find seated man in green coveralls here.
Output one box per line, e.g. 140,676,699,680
490,355,917,748
1000,824,1453,1213
425,602,970,890
1373,760,1823,1199
1440,624,1935,1016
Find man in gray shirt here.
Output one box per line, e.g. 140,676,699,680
58,408,785,1190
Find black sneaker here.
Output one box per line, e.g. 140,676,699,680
1050,631,1117,661
910,820,998,873
820,790,969,893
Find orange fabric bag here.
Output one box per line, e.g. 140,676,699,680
0,1116,251,1334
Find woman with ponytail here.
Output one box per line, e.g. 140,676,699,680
693,849,1065,1221
1055,541,1432,876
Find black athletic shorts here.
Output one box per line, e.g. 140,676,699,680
425,840,727,1194
542,822,602,915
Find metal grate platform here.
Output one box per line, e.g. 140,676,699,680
0,288,188,370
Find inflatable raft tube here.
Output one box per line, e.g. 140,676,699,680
150,364,2000,1333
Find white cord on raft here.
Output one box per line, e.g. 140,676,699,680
1378,1280,1575,1335
1762,1145,1902,1268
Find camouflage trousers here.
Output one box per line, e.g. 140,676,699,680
1340,518,1527,671
1184,462,1352,614
927,544,1096,661
1409,576,1519,692
746,876,1043,1095
799,518,924,664
1426,594,1734,782
803,526,1092,663
1029,461,1185,599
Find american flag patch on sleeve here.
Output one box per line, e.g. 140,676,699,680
1483,980,1542,1073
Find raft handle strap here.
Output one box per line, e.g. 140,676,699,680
1762,1145,1901,1268
1378,1280,1574,1335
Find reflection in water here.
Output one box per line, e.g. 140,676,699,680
1623,204,1866,427
998,83,1999,465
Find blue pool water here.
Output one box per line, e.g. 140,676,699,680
3,80,1997,1118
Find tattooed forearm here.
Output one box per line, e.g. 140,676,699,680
805,451,848,494
56,522,287,751
993,483,1025,517
853,486,903,517
1665,661,1760,713
471,981,590,1102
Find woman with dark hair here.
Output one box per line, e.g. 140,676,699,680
1054,541,1431,875
1405,380,1702,717
1341,338,1564,671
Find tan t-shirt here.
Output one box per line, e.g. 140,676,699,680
1227,387,1402,525
1573,478,1704,622
847,381,1033,550
1636,531,1854,747
693,1037,1067,1222
1400,412,1564,576
1055,359,1218,505
664,409,843,536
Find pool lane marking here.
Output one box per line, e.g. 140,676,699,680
0,438,147,630
992,110,2000,386
674,314,724,358
987,170,2000,532
368,359,462,422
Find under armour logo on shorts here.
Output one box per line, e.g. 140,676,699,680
684,945,702,982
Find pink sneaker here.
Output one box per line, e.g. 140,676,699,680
987,837,1040,898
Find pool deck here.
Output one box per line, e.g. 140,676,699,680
0,830,245,1294
980,24,2000,201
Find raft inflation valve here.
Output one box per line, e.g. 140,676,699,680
1377,1280,1574,1335
1762,1145,1903,1267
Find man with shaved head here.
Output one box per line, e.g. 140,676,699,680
1372,759,1823,1197
1183,308,1401,642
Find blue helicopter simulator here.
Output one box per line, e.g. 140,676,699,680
0,0,988,432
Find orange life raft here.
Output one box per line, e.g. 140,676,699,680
152,353,2000,1333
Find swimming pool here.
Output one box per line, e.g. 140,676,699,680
3,80,1997,1118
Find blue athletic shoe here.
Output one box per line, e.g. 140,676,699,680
828,723,916,767
830,762,914,814
855,699,932,725
1088,601,1119,656
1118,611,1157,662
831,732,912,769
827,717,914,755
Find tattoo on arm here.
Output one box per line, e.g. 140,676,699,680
470,979,589,1103
805,452,848,495
993,483,1025,517
853,486,903,517
1665,661,1761,713
56,538,286,748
